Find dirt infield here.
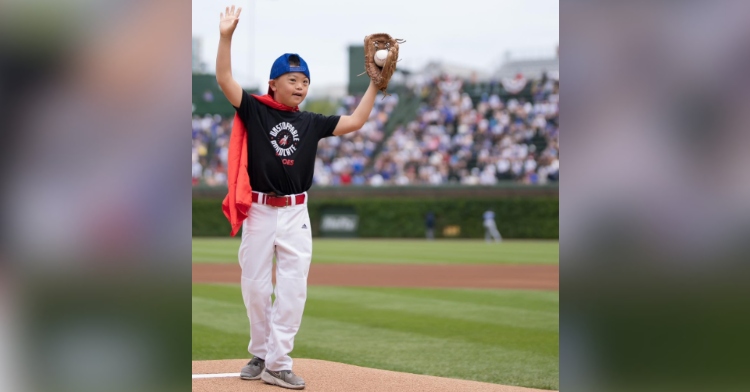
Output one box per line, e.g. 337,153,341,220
193,264,558,290
192,359,556,392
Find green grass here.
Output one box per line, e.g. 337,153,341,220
192,238,559,264
193,284,559,390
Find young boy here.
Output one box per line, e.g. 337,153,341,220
215,5,379,390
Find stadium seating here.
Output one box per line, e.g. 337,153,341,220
192,72,559,186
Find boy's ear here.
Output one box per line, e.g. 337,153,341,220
268,80,277,92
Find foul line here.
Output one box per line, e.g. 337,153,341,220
192,373,241,379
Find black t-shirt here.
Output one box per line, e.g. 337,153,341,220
234,91,340,195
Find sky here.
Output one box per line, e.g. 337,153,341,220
192,0,559,90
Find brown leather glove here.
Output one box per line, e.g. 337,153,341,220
363,33,405,95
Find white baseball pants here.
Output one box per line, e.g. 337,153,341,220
238,196,312,372
484,220,502,242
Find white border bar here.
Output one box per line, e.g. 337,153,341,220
192,372,241,379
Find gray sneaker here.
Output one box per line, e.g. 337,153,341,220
240,356,265,380
260,369,306,390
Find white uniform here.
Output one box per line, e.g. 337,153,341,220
483,210,502,242
238,191,312,372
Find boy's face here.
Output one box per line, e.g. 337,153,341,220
269,72,309,107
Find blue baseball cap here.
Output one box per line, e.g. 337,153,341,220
267,53,310,97
269,53,310,80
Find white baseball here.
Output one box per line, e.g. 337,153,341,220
374,50,388,67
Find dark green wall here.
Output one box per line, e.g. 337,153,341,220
194,195,558,239
192,74,260,117
348,45,368,95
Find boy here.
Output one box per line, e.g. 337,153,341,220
215,5,379,390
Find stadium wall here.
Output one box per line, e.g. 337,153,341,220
193,185,558,239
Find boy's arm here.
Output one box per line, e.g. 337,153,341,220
216,5,243,108
333,80,378,136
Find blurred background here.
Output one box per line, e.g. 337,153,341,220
192,0,559,190
561,1,750,392
1,1,191,392
191,0,560,241
192,67,560,189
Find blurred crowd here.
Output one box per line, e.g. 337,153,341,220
192,114,230,186
192,73,559,187
373,73,559,185
312,94,397,186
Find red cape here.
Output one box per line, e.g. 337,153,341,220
222,94,299,236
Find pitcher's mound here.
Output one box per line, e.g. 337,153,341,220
192,359,555,392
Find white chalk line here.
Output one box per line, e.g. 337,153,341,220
192,372,241,379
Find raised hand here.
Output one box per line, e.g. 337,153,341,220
219,5,242,38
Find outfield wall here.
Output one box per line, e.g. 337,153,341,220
193,185,558,239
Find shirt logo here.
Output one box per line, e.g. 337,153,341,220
269,122,300,157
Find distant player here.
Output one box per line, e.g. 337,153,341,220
216,5,381,390
483,209,502,243
425,211,435,240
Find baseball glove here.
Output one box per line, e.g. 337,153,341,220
363,33,405,95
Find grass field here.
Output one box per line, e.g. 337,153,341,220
192,238,559,264
192,238,559,389
193,284,559,390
